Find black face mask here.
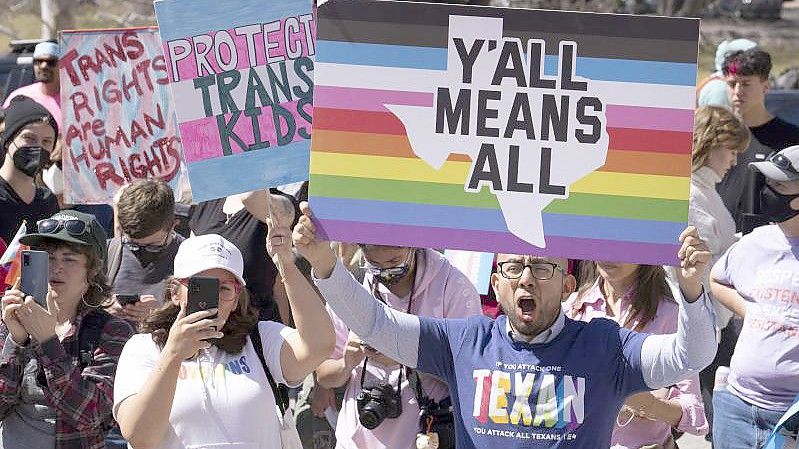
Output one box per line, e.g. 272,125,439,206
760,184,799,223
12,146,50,178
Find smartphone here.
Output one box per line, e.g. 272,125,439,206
20,250,49,308
116,294,140,306
186,277,219,316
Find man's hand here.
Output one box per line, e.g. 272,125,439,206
311,384,337,418
675,226,710,302
363,344,400,368
342,334,366,371
292,202,336,278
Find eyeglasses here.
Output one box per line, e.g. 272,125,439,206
34,58,57,66
770,153,799,175
176,278,242,301
361,250,413,277
37,218,88,236
497,261,563,280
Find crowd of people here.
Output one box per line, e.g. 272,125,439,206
0,31,797,449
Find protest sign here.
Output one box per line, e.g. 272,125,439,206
444,250,494,295
309,0,698,265
154,0,314,202
60,27,186,204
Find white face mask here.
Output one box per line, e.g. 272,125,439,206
42,164,63,196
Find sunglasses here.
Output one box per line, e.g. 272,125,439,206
37,218,88,236
123,231,173,253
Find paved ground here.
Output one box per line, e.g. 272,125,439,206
679,431,712,449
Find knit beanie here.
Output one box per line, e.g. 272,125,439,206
1,95,58,153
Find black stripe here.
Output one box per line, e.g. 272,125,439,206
319,19,698,63
319,0,699,43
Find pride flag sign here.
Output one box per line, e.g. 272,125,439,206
154,0,314,202
309,0,698,265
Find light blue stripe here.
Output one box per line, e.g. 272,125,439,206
155,0,311,43
312,196,683,244
316,40,696,86
187,141,310,202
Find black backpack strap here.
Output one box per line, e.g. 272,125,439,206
249,322,290,414
77,310,112,370
105,237,123,287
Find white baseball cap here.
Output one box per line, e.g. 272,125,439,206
750,145,799,182
173,234,246,286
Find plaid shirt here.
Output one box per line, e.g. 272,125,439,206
0,309,134,449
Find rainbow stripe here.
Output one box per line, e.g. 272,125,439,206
310,0,698,265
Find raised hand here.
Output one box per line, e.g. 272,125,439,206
292,201,336,278
675,226,711,302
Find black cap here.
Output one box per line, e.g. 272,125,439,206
20,210,108,264
1,95,58,151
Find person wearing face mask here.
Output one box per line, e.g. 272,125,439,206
315,245,481,449
104,179,184,325
0,95,59,245
710,144,799,449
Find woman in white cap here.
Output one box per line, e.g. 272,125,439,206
112,220,335,448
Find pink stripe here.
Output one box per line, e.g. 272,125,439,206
313,85,694,132
178,99,311,162
314,86,434,112
605,104,694,132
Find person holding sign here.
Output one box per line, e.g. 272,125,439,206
315,245,481,449
113,217,334,448
566,262,708,448
0,210,134,449
294,202,717,449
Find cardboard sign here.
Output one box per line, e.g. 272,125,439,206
154,0,314,202
60,28,186,204
309,0,698,265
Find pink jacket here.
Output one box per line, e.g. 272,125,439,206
564,278,709,449
327,248,482,449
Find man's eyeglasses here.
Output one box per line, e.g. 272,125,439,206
176,278,242,301
37,218,88,236
34,58,57,66
361,250,413,277
770,153,799,175
497,261,563,280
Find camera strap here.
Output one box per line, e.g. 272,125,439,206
358,258,417,395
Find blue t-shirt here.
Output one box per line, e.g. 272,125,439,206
416,314,648,449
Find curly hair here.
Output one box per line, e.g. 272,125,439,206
37,240,112,311
691,106,751,173
722,48,772,80
140,277,259,354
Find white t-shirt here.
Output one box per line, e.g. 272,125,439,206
113,321,296,449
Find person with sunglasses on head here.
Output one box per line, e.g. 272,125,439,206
104,179,185,325
0,210,135,449
710,144,799,449
315,245,481,449
112,218,335,449
0,95,59,247
566,262,708,449
294,201,718,449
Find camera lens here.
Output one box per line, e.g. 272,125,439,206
359,407,383,430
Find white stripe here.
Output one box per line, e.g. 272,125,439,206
315,62,696,110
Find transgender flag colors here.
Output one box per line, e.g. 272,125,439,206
309,0,699,265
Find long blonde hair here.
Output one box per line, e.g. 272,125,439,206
692,106,750,173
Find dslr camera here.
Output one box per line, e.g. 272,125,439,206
356,382,403,429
